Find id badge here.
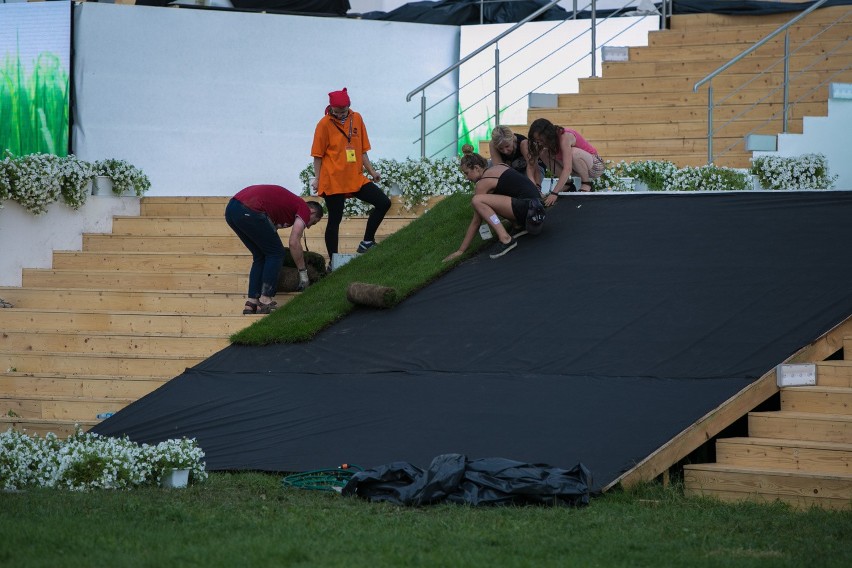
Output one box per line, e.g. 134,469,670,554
345,146,356,163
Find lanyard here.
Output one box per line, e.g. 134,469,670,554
331,115,353,143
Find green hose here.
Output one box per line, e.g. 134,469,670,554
281,464,363,492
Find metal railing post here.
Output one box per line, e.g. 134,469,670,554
420,94,427,158
783,29,791,133
707,83,714,164
495,46,501,126
591,0,597,77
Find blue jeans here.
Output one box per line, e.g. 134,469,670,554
225,198,284,299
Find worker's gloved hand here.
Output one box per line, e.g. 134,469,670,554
297,269,310,291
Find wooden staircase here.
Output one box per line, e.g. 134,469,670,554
0,196,419,437
684,342,852,510
493,5,852,169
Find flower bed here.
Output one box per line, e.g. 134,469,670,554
299,157,473,216
0,153,150,215
0,427,207,491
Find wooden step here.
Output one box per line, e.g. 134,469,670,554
628,38,852,63
140,196,229,217
0,417,97,438
0,371,168,399
749,411,852,444
0,308,256,334
817,361,852,387
670,6,851,30
52,251,254,273
845,336,852,360
532,119,795,143
110,215,415,237
139,196,439,217
21,268,249,292
0,287,268,315
579,68,852,96
602,53,851,78
715,436,852,474
0,350,202,378
81,234,366,254
781,386,852,415
683,463,852,510
0,394,134,421
530,102,824,126
558,83,833,110
649,21,851,47
0,330,228,356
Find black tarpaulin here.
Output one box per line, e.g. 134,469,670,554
93,191,852,492
341,454,593,506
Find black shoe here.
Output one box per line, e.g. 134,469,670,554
489,237,518,259
565,179,577,192
357,240,376,254
525,198,546,236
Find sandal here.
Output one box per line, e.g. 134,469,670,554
257,301,278,314
579,182,593,192
242,301,258,315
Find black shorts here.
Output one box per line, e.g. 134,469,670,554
510,197,531,224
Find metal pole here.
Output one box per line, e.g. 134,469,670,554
494,46,501,126
420,94,426,158
591,0,597,77
783,29,790,133
480,0,484,25
573,0,577,19
707,83,714,164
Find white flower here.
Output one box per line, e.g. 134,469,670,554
0,427,207,491
751,153,836,190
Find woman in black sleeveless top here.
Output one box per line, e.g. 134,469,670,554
443,146,545,262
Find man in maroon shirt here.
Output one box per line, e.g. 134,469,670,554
225,184,323,314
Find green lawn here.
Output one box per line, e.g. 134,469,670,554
1,473,849,567
232,192,486,344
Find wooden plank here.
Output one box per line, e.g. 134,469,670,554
52,251,253,272
817,361,852,387
0,330,228,356
0,287,264,315
110,216,415,237
649,22,852,47
602,55,850,78
21,268,249,292
0,351,204,378
781,386,852,415
0,309,255,334
670,6,852,30
715,436,852,474
0,418,96,438
0,372,168,399
82,234,362,254
627,39,852,63
608,316,852,490
579,68,852,96
0,395,134,421
683,463,852,510
749,411,852,443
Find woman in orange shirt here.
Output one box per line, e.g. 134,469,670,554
310,88,391,262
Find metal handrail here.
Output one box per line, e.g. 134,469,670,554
406,0,564,104
407,0,668,158
692,0,830,163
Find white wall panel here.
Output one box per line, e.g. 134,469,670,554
72,4,459,196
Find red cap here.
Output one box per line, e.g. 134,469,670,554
328,88,350,108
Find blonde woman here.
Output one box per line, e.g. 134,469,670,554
488,125,542,189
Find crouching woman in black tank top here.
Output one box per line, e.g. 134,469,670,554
443,145,545,262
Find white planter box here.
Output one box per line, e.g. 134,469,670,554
160,468,190,488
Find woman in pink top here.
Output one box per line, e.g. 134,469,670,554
528,118,605,206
